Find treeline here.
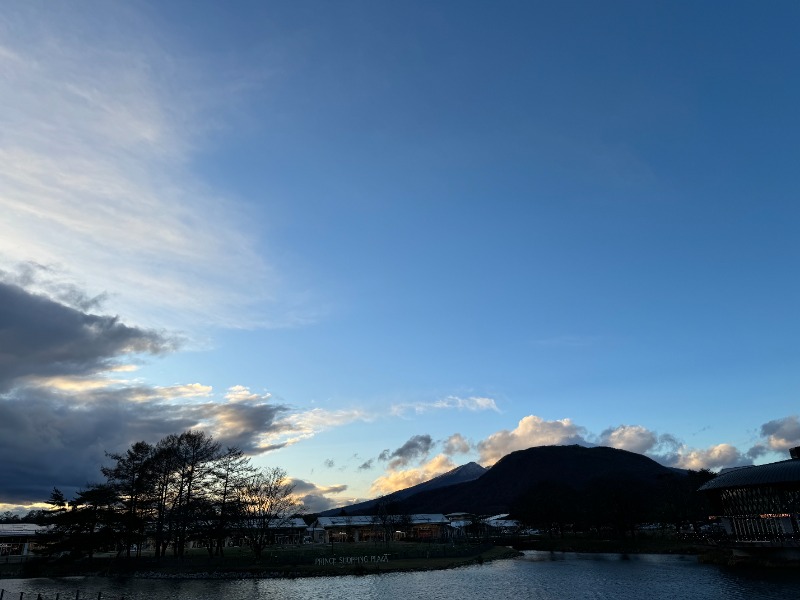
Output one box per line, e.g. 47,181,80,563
40,430,300,559
510,469,716,538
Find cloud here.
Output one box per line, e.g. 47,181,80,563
597,423,759,471
443,433,471,456
225,385,268,403
363,414,800,503
760,416,800,451
0,283,365,503
671,443,751,471
0,377,297,504
0,5,306,330
358,460,374,470
208,394,289,454
0,281,174,392
370,454,456,496
391,395,498,417
477,415,589,465
379,434,435,470
324,459,335,469
0,277,379,506
279,407,373,447
0,387,199,504
598,424,658,454
746,444,769,460
0,283,300,504
290,478,350,514
367,433,465,495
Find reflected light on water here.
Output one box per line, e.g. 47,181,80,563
4,553,800,600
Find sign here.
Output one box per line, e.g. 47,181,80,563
315,554,389,565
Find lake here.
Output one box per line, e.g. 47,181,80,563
3,552,800,600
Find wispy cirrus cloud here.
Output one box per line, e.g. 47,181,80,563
391,395,498,417
0,3,306,331
279,407,374,447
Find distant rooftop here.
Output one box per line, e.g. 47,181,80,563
315,514,449,527
699,458,800,491
0,524,45,537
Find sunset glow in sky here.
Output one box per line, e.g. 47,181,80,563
2,1,799,513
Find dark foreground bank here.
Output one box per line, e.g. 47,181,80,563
0,543,520,580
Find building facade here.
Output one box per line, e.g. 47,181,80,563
699,448,800,548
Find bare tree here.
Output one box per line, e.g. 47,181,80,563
209,447,253,556
171,430,221,557
372,497,398,544
149,434,181,559
240,467,302,558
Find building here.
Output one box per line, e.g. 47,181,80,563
312,514,451,543
699,447,800,551
269,517,311,545
0,524,46,557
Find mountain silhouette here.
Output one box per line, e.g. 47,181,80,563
328,445,681,517
319,461,487,516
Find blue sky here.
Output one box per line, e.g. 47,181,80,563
1,0,799,512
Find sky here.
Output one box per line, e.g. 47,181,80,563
1,0,800,514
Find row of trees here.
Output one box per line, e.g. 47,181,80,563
42,430,301,559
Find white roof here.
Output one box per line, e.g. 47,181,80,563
0,524,45,537
315,516,376,528
405,514,449,524
484,513,510,521
449,520,471,528
268,517,307,529
485,519,519,528
315,514,449,528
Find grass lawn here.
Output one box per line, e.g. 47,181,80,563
6,542,521,579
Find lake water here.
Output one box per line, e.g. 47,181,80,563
4,552,800,600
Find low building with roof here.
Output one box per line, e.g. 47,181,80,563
699,447,800,552
483,514,520,535
269,517,311,545
312,514,451,543
0,524,46,557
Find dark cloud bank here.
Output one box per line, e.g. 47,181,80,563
0,282,184,503
0,281,173,391
0,282,289,505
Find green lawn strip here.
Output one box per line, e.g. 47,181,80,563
9,543,521,579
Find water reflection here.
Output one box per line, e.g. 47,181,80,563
3,552,800,600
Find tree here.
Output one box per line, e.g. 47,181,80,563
0,511,20,524
102,440,155,558
239,467,302,558
209,447,253,556
170,430,221,557
149,434,181,559
71,484,119,557
39,485,119,558
37,429,299,561
372,497,399,543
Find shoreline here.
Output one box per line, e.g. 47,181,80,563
0,544,521,580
